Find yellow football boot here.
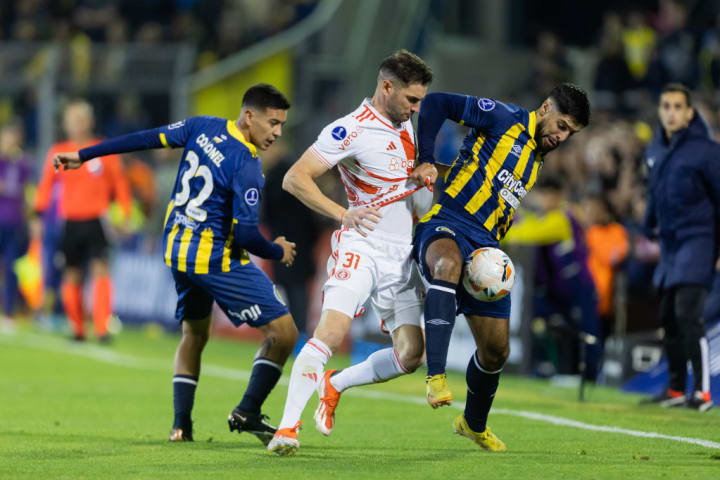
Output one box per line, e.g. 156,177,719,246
425,373,452,408
453,415,506,451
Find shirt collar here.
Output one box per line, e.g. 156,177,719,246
226,120,258,158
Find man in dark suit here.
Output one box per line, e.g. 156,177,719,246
643,83,720,411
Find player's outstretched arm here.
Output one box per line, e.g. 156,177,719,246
53,119,196,170
283,148,381,237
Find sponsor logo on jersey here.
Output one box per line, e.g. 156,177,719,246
338,127,363,151
244,188,259,206
331,126,347,140
387,141,397,151
335,269,351,280
173,211,199,230
168,120,186,130
477,98,496,111
196,133,226,167
496,168,527,209
389,157,414,172
227,304,262,322
435,225,456,236
510,144,523,158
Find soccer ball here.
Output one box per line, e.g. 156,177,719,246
462,247,515,302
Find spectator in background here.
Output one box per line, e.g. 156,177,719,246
0,121,33,329
622,10,657,84
594,12,635,111
261,139,320,337
531,31,571,100
641,83,719,411
504,175,601,382
582,193,628,335
34,100,131,342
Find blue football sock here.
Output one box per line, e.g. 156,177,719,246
237,357,282,414
173,374,198,431
464,352,501,433
424,279,457,376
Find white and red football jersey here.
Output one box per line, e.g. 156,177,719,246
310,99,429,239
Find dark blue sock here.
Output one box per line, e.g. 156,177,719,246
424,279,457,376
237,357,282,414
173,374,198,431
464,352,501,433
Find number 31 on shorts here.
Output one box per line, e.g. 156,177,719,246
341,252,360,270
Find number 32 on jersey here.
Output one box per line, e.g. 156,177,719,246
174,151,214,222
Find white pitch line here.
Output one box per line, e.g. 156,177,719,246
3,331,720,450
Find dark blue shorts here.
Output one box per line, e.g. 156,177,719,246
171,264,289,327
413,206,511,319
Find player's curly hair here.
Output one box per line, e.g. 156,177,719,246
379,49,433,86
242,84,291,110
548,83,590,126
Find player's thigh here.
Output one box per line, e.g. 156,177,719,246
465,314,510,367
171,268,215,324
84,218,110,261
323,237,376,321
414,220,464,283
373,256,424,335
192,263,289,329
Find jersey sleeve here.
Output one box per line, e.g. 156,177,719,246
78,117,201,162
460,96,510,131
231,156,264,226
308,119,362,169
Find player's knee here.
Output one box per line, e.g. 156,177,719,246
396,345,424,373
480,342,509,371
431,255,463,283
181,319,210,348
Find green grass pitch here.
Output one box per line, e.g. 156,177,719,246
1,325,719,479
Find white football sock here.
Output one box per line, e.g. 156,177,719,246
277,338,332,430
330,347,407,392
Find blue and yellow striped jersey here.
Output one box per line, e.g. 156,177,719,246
159,116,261,274
425,97,543,241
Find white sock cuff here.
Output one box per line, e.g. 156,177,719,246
173,376,198,386
473,352,503,374
392,348,410,374
302,338,332,362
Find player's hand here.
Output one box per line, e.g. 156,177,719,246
342,207,382,237
52,152,82,171
410,162,437,192
274,236,296,267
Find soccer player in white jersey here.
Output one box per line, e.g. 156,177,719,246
268,50,437,455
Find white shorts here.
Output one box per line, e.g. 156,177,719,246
322,228,424,333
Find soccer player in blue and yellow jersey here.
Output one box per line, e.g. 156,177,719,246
413,83,590,450
53,84,299,445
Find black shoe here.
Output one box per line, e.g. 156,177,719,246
639,389,685,407
686,391,714,412
71,334,86,342
227,408,276,446
97,334,112,345
169,428,193,442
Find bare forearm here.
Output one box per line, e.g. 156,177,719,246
283,170,346,221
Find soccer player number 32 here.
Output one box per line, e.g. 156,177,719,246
342,252,360,270
174,151,214,222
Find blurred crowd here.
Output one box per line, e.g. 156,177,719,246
1,0,720,381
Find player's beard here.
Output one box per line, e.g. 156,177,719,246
535,118,551,154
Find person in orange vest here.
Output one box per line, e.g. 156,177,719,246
35,100,131,342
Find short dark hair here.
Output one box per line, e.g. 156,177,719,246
548,83,590,127
378,49,433,86
660,83,692,106
242,83,291,110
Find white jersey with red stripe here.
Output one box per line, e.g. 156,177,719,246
310,99,425,241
